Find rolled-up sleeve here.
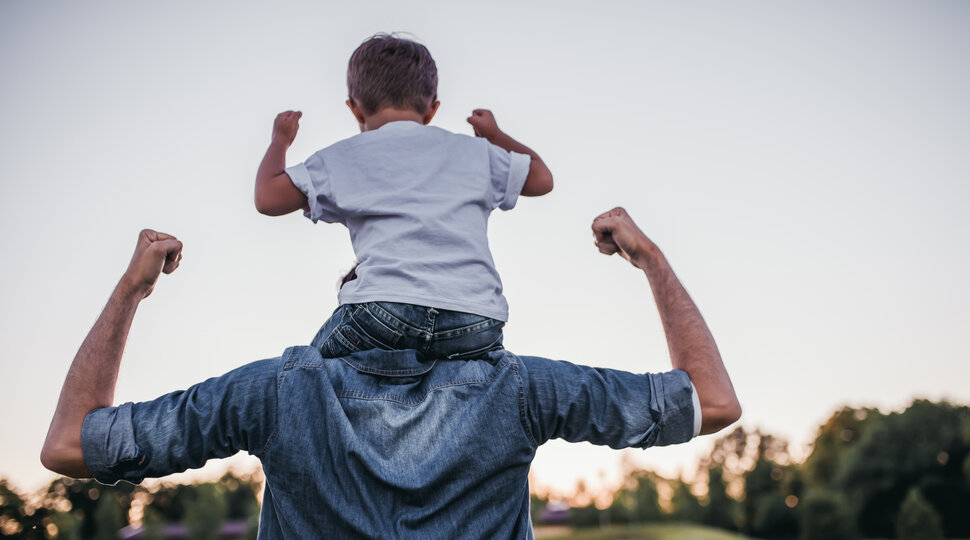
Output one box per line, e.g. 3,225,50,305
285,152,344,224
81,358,281,485
520,356,697,449
487,144,531,211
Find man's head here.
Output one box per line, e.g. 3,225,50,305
346,33,438,122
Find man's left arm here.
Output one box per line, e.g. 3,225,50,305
41,230,183,477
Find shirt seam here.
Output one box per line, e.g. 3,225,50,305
507,352,539,449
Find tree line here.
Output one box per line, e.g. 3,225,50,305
533,398,970,539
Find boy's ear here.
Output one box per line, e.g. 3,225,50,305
346,99,366,130
423,100,440,125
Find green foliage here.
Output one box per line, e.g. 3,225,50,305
140,506,166,540
704,466,737,530
219,472,259,520
182,483,227,540
44,478,133,539
609,473,662,525
964,453,970,487
798,489,855,540
530,493,547,525
92,492,124,540
669,478,703,523
567,503,601,529
751,494,797,540
802,406,881,487
832,400,970,538
50,510,81,540
896,487,943,540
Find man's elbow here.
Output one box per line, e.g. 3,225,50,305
699,400,742,436
40,438,89,478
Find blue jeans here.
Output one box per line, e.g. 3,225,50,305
310,302,504,360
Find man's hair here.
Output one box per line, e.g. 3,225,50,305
347,33,438,115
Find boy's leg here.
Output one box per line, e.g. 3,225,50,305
425,310,504,360
310,305,353,353
316,302,412,358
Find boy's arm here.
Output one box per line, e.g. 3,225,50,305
467,109,553,197
254,111,309,216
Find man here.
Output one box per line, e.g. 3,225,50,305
41,207,741,538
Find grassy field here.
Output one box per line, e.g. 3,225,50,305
534,523,752,540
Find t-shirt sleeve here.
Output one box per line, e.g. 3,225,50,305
519,356,697,449
487,143,531,211
80,359,280,486
285,152,344,224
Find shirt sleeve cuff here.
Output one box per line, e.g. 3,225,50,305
499,151,531,211
690,382,702,437
81,404,145,486
284,163,318,222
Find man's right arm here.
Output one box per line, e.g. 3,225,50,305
592,208,741,435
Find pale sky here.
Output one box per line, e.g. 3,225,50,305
2,1,969,499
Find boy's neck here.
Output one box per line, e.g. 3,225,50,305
360,108,426,132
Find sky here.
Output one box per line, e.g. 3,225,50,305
2,1,969,499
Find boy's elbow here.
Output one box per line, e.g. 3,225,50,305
254,194,283,216
522,172,554,197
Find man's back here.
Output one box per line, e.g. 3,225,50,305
260,346,535,538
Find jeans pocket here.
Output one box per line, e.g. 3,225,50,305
322,305,404,357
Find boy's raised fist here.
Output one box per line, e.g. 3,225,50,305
273,110,302,147
467,109,501,140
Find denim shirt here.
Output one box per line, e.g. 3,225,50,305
82,346,697,539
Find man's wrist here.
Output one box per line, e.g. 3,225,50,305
631,239,662,271
116,274,150,302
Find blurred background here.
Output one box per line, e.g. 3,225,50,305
2,1,968,538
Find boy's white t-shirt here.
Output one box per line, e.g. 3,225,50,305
285,121,531,322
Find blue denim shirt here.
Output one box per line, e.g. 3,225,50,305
82,346,697,539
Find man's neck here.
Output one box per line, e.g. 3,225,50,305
361,108,426,131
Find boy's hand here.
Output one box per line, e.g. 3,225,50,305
467,109,502,140
272,110,302,147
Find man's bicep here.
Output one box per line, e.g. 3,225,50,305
81,358,280,485
521,356,696,449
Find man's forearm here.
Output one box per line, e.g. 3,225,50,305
41,279,142,476
636,246,741,435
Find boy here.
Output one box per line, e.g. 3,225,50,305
254,34,552,359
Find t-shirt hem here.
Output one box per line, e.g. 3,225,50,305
337,291,509,322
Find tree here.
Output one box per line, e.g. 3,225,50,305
669,478,703,523
896,487,944,540
49,510,81,540
183,483,227,540
92,492,124,540
834,400,970,538
704,466,736,530
798,489,855,540
802,407,881,487
0,478,52,539
140,506,166,540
